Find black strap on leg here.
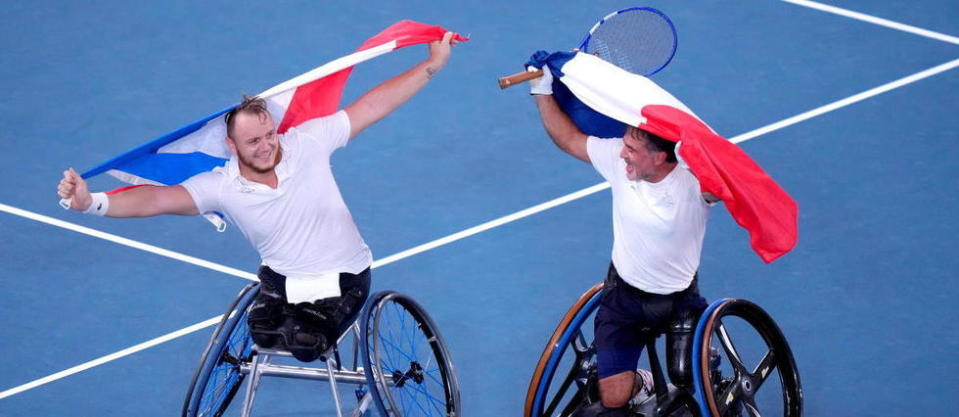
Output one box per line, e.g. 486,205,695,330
572,401,631,417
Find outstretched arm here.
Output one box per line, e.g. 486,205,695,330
57,168,198,217
344,31,458,139
533,94,590,163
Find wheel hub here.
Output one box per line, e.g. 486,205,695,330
392,361,425,387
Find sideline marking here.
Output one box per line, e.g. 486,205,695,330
731,58,959,144
781,0,959,45
0,203,257,281
2,57,958,400
0,316,222,400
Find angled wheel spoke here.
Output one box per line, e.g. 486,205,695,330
572,331,589,354
743,397,762,417
544,361,584,416
750,350,777,391
715,321,747,373
557,391,585,417
715,378,742,416
406,378,447,414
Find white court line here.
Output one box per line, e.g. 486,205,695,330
371,182,612,268
2,57,958,400
0,203,258,281
781,0,959,45
0,315,222,400
732,58,959,144
0,184,617,400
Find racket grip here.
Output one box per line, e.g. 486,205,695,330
498,70,544,89
59,198,72,210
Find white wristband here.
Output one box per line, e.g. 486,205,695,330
83,192,110,216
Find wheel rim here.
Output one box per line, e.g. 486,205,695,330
525,283,604,417
367,293,459,416
185,284,258,417
694,299,802,417
197,313,254,416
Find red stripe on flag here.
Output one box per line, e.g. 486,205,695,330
277,20,466,133
640,105,798,263
106,184,157,195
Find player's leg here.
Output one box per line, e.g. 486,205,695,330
247,266,288,347
666,275,708,388
287,268,371,362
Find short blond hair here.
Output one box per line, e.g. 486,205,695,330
224,95,269,138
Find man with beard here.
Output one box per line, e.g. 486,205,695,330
56,32,459,362
526,64,718,416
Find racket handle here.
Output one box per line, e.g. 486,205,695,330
59,198,72,210
498,69,544,89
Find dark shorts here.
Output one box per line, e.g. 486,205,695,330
250,266,371,357
594,263,707,379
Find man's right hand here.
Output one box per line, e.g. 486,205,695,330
58,168,91,210
527,65,554,95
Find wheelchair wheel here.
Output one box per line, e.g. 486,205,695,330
182,283,259,417
691,299,802,417
361,291,461,416
524,282,604,417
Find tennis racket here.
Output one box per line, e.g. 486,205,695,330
498,7,677,89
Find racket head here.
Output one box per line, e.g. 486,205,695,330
578,7,678,77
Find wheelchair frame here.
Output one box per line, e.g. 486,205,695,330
524,282,802,417
182,282,461,417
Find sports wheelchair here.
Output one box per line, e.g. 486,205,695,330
524,283,802,417
181,282,461,417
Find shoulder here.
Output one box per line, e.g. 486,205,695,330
180,165,228,194
285,110,351,153
673,167,716,206
587,137,626,181
586,136,623,163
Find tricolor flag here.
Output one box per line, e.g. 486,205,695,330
76,20,465,230
533,51,798,263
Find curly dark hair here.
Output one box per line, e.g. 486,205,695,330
633,128,677,163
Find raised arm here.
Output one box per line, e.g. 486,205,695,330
57,168,198,217
533,94,590,163
344,31,458,139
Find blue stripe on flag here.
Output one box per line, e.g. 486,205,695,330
81,105,235,180
118,152,229,185
542,51,626,138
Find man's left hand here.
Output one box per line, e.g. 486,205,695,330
427,31,458,72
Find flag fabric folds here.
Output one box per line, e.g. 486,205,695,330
531,51,798,263
81,20,462,188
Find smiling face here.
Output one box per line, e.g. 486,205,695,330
226,110,280,174
620,127,669,182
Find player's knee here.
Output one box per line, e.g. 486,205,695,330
598,373,633,408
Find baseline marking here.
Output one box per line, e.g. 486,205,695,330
2,57,957,400
781,0,959,45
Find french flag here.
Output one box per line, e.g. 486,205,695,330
534,51,798,263
76,21,464,229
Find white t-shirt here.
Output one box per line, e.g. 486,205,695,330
587,137,711,294
181,110,372,277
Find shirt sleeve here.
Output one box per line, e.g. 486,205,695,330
179,170,223,214
586,137,625,183
291,110,351,156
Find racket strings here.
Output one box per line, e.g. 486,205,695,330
586,9,675,76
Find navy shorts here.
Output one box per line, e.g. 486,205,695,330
594,263,707,379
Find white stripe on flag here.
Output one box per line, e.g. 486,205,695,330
257,40,398,98
559,53,704,128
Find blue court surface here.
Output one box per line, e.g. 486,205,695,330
1,1,958,415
